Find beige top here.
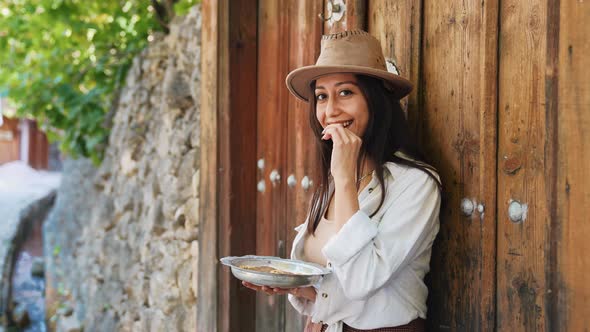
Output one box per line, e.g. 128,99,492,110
302,217,340,266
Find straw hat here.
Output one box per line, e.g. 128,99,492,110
286,30,413,102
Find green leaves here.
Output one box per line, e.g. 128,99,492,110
0,0,197,163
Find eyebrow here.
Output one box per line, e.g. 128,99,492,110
315,81,359,90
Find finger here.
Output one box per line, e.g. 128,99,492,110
242,281,261,291
321,123,343,140
326,126,347,145
333,125,353,143
243,281,257,288
272,288,293,295
322,125,343,143
261,286,274,295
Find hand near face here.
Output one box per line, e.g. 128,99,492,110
321,123,362,185
241,281,317,302
315,73,369,185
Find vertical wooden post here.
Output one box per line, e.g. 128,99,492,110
284,1,323,331
556,1,590,330
26,120,49,170
198,0,222,330
199,0,258,331
257,0,291,331
221,1,258,332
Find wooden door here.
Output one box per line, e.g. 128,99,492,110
199,1,590,331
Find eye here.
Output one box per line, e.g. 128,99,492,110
338,89,353,97
315,93,327,101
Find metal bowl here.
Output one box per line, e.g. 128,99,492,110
220,255,331,288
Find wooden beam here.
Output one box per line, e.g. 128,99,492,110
197,0,223,330
284,1,323,331
556,1,590,330
199,0,258,331
219,0,258,331
256,0,291,330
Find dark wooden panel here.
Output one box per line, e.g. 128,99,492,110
197,0,222,331
421,0,498,330
257,0,291,330
26,120,48,170
284,1,323,331
556,1,590,331
497,0,553,330
216,1,259,331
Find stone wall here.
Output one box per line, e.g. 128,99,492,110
44,6,201,331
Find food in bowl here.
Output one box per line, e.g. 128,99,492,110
239,265,300,275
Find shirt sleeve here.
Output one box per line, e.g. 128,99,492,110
287,294,315,316
321,169,441,301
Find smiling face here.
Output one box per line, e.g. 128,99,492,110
314,73,370,138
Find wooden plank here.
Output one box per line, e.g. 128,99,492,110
257,0,291,330
0,117,20,164
367,0,422,150
556,1,590,330
197,0,222,331
421,0,498,330
216,1,259,331
284,1,323,331
323,0,366,33
367,0,422,154
497,0,552,330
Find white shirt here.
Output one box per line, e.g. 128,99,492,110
288,161,441,332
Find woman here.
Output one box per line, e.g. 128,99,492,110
243,30,441,332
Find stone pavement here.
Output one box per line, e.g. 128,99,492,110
0,161,60,326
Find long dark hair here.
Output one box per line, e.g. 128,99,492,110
306,74,442,235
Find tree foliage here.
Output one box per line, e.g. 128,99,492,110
0,0,197,164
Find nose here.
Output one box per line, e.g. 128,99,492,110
324,97,340,119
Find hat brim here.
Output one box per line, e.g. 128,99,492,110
285,65,413,102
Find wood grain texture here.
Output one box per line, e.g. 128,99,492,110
197,0,221,331
556,1,590,330
257,0,291,330
216,1,259,331
421,0,498,330
497,0,553,330
284,1,324,331
367,0,422,152
0,117,20,165
323,0,366,33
